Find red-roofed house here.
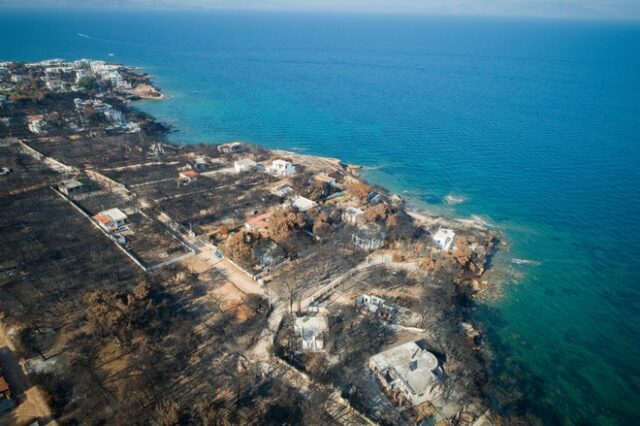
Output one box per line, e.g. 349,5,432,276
245,212,273,237
93,208,128,233
179,169,200,184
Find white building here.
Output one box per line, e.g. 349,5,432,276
433,228,455,251
74,98,128,128
369,341,443,406
356,294,387,313
294,315,328,351
103,108,126,127
217,141,245,154
342,207,364,226
58,179,85,196
234,158,257,173
352,223,386,251
45,80,67,92
266,159,296,177
103,71,131,90
93,208,128,233
291,196,317,212
75,68,91,83
356,294,399,320
27,115,47,135
271,183,294,198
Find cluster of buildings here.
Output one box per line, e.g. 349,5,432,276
0,59,134,96
74,98,137,131
230,151,455,264
88,60,132,90
290,294,443,408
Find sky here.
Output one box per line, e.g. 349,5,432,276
1,0,639,20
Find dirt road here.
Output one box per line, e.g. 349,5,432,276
0,322,56,425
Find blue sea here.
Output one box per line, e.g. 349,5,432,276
2,9,639,425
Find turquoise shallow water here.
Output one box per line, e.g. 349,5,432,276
2,10,640,424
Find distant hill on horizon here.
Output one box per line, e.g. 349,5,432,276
1,0,640,21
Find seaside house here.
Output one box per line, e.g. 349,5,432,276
352,223,386,251
103,71,131,90
294,315,328,352
369,341,443,406
93,208,128,233
433,228,456,251
217,141,245,154
234,158,257,173
58,178,86,196
290,196,318,213
271,183,294,198
266,159,296,177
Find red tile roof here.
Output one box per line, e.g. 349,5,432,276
180,170,199,178
93,213,112,227
0,376,9,393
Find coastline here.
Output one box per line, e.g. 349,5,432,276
0,59,515,424
4,11,639,422
137,65,516,421
150,82,516,422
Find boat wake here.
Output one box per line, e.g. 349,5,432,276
511,258,541,266
78,33,91,39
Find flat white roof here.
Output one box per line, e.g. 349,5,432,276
235,158,256,166
294,315,328,336
60,178,82,188
433,228,455,240
103,208,127,222
292,196,317,212
370,341,438,395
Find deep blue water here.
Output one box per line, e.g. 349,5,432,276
2,9,640,425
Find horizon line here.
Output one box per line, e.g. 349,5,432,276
1,5,640,22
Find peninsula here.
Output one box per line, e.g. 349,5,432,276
0,59,509,426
